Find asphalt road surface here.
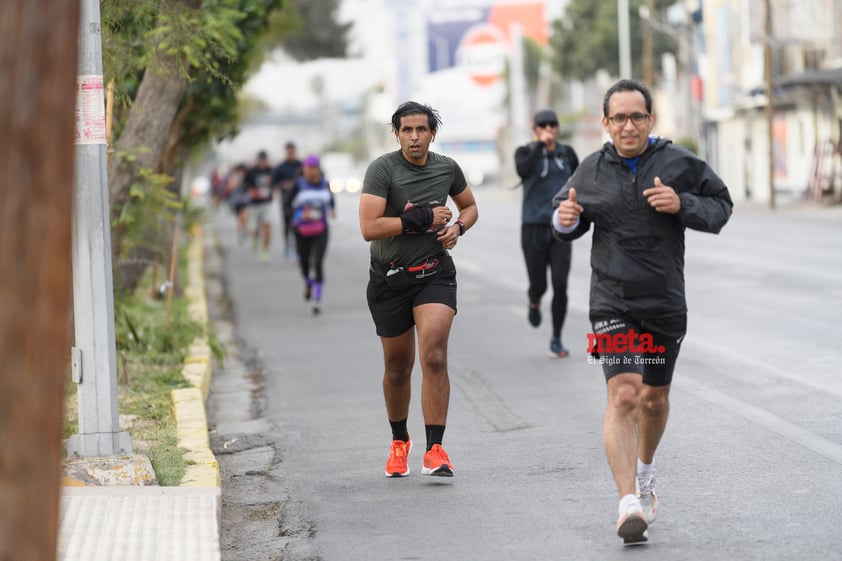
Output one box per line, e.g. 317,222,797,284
206,187,842,561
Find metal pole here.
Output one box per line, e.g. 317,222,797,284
763,0,775,208
618,0,632,79
67,0,133,457
391,0,411,102
509,23,530,149
764,0,776,209
642,0,654,86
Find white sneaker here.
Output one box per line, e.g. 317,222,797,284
637,472,658,524
617,496,648,545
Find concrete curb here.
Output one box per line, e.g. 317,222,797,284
173,224,221,488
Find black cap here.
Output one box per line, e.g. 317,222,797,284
533,109,558,124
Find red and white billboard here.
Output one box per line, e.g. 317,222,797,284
427,2,547,88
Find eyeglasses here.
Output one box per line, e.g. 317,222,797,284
607,113,650,126
536,121,558,129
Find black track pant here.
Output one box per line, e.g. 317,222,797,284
295,229,329,283
520,223,571,339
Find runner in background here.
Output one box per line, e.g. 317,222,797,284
514,108,579,358
225,163,250,244
273,141,303,261
289,155,335,315
243,150,275,262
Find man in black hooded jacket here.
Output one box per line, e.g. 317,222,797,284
552,79,733,545
514,108,579,358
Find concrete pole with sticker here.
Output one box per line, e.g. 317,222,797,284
66,0,133,457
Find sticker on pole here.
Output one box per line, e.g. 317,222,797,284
75,75,106,145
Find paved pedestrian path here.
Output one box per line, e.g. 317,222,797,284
58,487,220,561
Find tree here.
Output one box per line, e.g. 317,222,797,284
549,0,677,82
104,0,285,291
0,2,79,560
280,0,352,60
105,0,208,289
103,0,350,292
165,0,352,166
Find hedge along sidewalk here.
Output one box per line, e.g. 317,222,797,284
172,223,220,488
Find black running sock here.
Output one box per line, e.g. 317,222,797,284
389,418,409,442
425,425,446,451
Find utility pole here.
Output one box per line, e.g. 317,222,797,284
618,0,632,78
0,2,79,559
391,0,412,103
509,23,530,149
67,0,133,457
764,0,776,209
642,0,655,86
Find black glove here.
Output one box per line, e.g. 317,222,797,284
400,206,434,233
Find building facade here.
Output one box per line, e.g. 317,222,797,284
700,0,842,204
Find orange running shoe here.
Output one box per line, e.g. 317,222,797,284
421,444,454,477
385,438,412,477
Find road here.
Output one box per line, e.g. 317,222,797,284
205,187,842,561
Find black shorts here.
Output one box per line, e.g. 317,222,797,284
588,315,686,386
366,266,457,338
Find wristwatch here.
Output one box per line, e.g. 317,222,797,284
455,219,466,236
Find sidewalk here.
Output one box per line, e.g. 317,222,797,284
58,225,221,561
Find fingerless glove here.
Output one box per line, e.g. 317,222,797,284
400,206,434,233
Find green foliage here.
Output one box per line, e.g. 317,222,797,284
142,423,189,486
115,282,196,485
112,153,182,263
147,3,246,79
102,0,350,160
115,287,203,359
550,0,678,82
101,0,159,106
111,240,211,487
675,136,698,154
177,0,351,153
102,0,256,96
522,37,546,93
175,0,287,152
280,0,351,61
180,196,206,234
102,0,286,148
65,238,211,484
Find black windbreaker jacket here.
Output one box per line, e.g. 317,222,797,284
552,137,733,319
514,140,579,225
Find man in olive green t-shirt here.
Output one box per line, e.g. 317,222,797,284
359,101,479,479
